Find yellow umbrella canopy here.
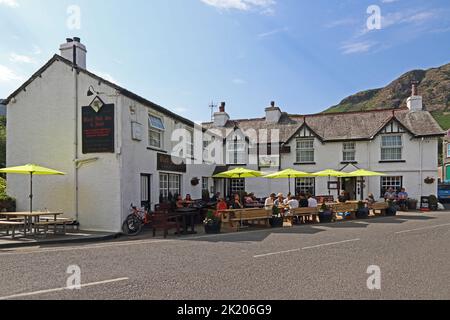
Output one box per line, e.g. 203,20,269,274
344,169,386,177
313,169,347,177
265,169,315,194
213,167,263,179
0,164,66,212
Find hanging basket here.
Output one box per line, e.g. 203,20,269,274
191,177,200,186
424,177,435,185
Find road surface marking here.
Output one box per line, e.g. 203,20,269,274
0,277,129,300
254,238,360,258
395,223,450,235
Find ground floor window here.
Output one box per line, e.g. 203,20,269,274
159,173,181,202
295,178,315,196
380,176,403,197
230,178,245,195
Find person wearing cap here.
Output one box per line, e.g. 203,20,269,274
273,193,284,207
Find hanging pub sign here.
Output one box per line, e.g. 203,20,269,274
157,153,186,173
82,96,115,154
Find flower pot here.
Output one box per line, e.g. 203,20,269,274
407,199,418,210
356,207,369,219
319,211,333,223
204,221,221,234
269,217,283,228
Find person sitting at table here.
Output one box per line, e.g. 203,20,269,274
231,194,244,209
245,193,255,205
384,188,397,202
283,193,292,206
366,193,376,205
338,191,348,203
185,194,193,203
298,192,309,208
306,193,318,223
216,198,228,212
397,188,408,209
274,193,284,207
287,195,299,210
264,193,276,210
211,192,221,202
176,195,184,209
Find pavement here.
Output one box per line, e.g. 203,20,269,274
0,211,449,300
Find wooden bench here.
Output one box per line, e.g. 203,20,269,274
369,202,389,217
285,207,320,225
221,208,271,232
0,221,26,239
331,203,359,220
34,218,75,236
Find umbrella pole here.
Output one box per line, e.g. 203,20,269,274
328,175,331,195
29,172,33,213
288,176,291,195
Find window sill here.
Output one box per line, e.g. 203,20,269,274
226,164,248,166
147,147,167,153
294,162,316,165
341,161,358,164
379,160,406,163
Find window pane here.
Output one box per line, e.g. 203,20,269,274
149,130,161,148
296,138,314,163
149,115,165,130
295,178,315,195
380,176,402,197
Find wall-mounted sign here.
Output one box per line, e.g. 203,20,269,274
82,99,115,154
131,121,143,141
157,153,186,173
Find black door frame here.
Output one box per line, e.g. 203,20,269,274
140,174,152,210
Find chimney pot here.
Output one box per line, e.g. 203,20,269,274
411,81,419,96
66,38,73,43
271,101,275,107
219,102,226,113
73,37,81,43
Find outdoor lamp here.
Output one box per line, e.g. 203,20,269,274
87,85,104,97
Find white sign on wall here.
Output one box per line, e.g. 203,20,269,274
131,121,143,141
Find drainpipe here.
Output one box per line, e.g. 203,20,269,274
73,45,80,222
419,137,424,197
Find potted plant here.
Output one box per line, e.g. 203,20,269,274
269,205,283,228
356,201,369,219
203,210,221,234
407,198,418,210
428,195,438,211
386,200,398,216
318,203,333,223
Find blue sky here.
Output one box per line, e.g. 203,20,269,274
1,0,449,122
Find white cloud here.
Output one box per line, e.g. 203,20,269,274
0,65,23,82
0,0,19,8
200,0,275,13
381,0,399,3
340,41,377,54
257,26,288,38
174,107,188,113
32,45,42,55
9,53,36,64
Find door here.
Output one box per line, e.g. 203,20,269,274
140,174,152,210
342,177,357,200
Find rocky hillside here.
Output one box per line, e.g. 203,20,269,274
324,62,450,130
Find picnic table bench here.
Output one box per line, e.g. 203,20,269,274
284,207,320,225
369,202,389,216
34,217,76,235
0,220,26,239
330,203,359,220
220,208,272,232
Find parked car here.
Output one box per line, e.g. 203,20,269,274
438,184,450,203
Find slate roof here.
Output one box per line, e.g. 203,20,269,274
5,55,195,127
203,108,445,143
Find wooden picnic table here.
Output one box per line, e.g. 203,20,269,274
0,211,63,236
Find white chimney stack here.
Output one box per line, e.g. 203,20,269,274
407,81,423,111
213,102,230,127
265,101,282,123
59,37,87,69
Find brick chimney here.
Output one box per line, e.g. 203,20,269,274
213,102,230,127
59,37,87,69
407,81,423,111
265,101,282,123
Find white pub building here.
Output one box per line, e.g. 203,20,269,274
4,39,445,232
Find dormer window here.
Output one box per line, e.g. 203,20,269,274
296,138,314,163
381,135,402,161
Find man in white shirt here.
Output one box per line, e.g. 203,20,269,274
307,194,318,208
287,195,299,209
265,193,276,210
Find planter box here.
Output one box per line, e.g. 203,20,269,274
269,217,283,228
204,222,221,234
319,211,333,223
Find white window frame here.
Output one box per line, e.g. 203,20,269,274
148,114,165,149
202,177,209,192
381,135,403,161
227,136,247,165
447,143,450,158
295,178,316,195
380,176,402,198
230,178,245,194
159,173,181,201
343,142,356,162
296,138,315,163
